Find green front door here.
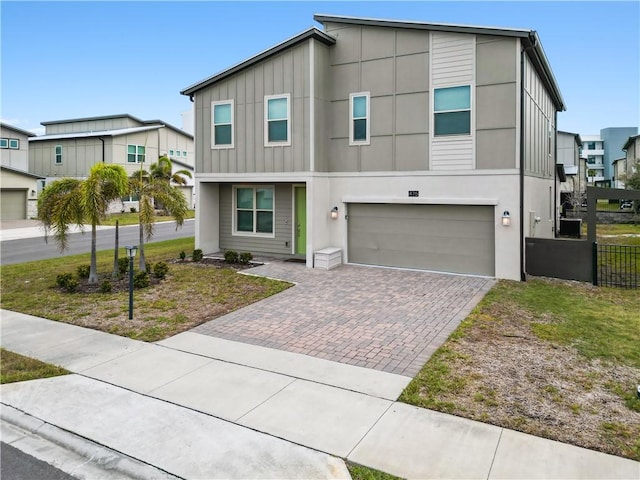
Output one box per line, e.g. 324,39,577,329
294,187,306,255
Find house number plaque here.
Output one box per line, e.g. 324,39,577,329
408,191,419,197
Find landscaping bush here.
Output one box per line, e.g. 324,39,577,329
179,250,186,260
192,249,203,262
99,280,112,293
239,252,253,264
118,257,130,275
56,273,74,289
224,250,238,263
77,265,90,279
129,207,137,213
133,271,150,289
63,278,78,293
145,262,153,275
153,261,169,279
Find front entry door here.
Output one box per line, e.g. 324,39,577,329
294,187,306,255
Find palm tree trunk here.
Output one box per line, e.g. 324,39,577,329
138,222,146,272
89,224,99,284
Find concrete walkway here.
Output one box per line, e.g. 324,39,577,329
2,310,638,479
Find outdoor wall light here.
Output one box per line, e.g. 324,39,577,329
125,245,137,320
330,206,339,220
502,211,511,226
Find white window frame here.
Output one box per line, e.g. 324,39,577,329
433,85,472,137
127,144,145,163
212,99,234,149
0,138,7,149
232,185,276,238
264,94,291,147
169,149,174,156
55,145,63,164
8,138,19,149
349,92,370,146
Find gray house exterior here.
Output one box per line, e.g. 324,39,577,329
182,14,565,280
28,114,195,209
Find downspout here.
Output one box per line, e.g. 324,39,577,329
553,110,558,235
98,137,105,163
520,33,537,281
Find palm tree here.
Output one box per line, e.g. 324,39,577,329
129,163,189,272
38,164,129,284
149,155,192,213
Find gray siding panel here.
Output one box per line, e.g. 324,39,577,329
348,203,495,276
219,183,293,255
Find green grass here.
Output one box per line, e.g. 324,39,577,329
1,348,70,384
101,210,195,226
347,463,403,480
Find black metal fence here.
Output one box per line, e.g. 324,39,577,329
596,244,640,288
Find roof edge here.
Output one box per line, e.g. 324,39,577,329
0,122,37,137
623,134,640,151
1,165,45,178
181,27,336,96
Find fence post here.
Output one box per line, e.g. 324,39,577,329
592,241,598,286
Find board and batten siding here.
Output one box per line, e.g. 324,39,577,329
195,42,312,175
44,117,141,135
523,55,556,179
218,183,293,255
430,32,475,171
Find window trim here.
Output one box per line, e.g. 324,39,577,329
264,94,291,147
212,99,235,149
8,138,19,149
349,92,371,146
55,145,63,165
232,185,276,238
0,138,7,149
127,144,146,163
433,85,472,137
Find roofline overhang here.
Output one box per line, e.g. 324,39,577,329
0,123,37,137
1,165,45,179
558,130,583,147
314,13,565,112
28,125,163,142
180,27,336,96
622,134,640,151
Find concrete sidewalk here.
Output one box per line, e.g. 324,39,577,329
1,310,639,479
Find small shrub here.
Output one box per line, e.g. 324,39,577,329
130,207,137,213
179,250,186,260
64,278,79,293
56,272,74,289
239,252,253,264
192,249,203,262
118,257,130,275
224,250,238,263
133,271,150,289
153,261,169,279
145,262,153,274
77,265,90,279
100,280,112,293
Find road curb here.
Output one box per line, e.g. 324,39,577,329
1,404,181,480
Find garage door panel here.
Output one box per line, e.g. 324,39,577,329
1,190,27,220
348,203,495,276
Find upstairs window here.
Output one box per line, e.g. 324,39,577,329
212,100,234,148
350,92,370,145
0,138,7,149
127,144,145,163
182,151,187,157
169,149,174,156
234,186,274,236
265,94,290,146
434,85,471,136
9,138,19,149
55,145,63,164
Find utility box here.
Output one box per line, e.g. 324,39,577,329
559,218,582,238
314,248,342,270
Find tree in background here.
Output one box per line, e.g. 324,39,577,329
38,164,129,284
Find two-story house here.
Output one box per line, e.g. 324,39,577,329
622,134,640,185
28,114,195,210
0,122,42,220
181,14,565,281
557,131,584,206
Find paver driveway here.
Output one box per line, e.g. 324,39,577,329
194,262,494,377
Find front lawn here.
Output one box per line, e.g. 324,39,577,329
1,349,70,384
400,278,640,461
101,210,195,226
0,237,291,342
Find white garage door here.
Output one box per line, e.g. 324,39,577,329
347,203,495,276
1,190,27,220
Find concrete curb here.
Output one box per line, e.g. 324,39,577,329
1,404,181,480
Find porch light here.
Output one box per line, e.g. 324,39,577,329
502,211,511,226
330,206,339,220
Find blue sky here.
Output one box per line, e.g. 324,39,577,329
1,1,638,136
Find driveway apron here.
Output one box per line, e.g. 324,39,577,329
193,262,494,377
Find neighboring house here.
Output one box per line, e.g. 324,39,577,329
601,127,638,181
611,157,626,189
622,134,640,185
0,123,42,220
181,14,566,281
557,131,584,204
580,127,638,185
28,114,195,211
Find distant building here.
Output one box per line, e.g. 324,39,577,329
612,157,626,189
557,131,584,202
580,127,638,185
622,134,640,186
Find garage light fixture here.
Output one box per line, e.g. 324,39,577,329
502,211,511,226
330,206,339,220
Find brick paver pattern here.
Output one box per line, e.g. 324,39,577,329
193,262,494,377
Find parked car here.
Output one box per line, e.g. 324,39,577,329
620,201,633,211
